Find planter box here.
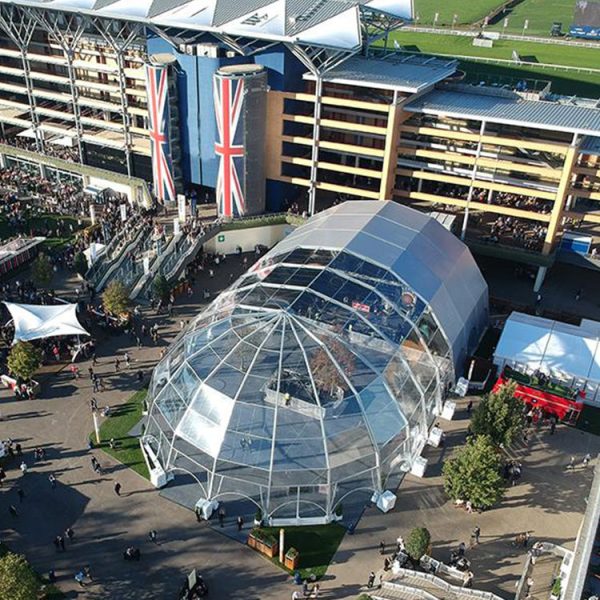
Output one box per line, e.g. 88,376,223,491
247,533,278,559
284,552,299,570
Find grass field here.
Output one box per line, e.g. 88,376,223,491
488,0,576,37
414,0,503,26
0,214,83,250
259,524,346,580
387,31,600,96
93,388,149,479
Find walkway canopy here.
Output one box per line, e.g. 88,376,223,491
4,302,90,344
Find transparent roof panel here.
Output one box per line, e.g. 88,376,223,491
146,201,488,519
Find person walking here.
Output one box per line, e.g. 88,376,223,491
379,540,386,555
74,570,86,587
114,482,122,496
471,526,481,547
583,453,592,467
367,571,376,588
53,536,60,551
9,504,18,517
49,473,57,489
114,358,120,372
0,467,6,487
149,530,158,544
65,527,74,542
16,487,25,503
237,516,244,531
218,506,226,527
58,535,65,551
19,460,27,475
567,456,576,470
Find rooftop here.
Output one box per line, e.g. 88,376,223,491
405,85,600,136
304,53,457,93
3,0,412,50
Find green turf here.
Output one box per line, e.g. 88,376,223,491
488,0,576,36
0,214,85,250
414,0,503,26
258,524,346,580
92,388,149,479
386,31,600,97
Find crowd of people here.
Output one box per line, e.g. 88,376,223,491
0,135,80,163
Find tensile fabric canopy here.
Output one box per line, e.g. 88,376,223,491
4,302,90,344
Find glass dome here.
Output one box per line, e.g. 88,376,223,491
144,201,488,523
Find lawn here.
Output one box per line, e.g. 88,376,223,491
386,31,600,96
414,0,503,26
93,388,149,479
488,0,577,37
0,213,85,250
258,524,346,580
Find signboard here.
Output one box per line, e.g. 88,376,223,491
89,204,96,225
177,193,187,223
120,204,127,222
351,300,370,313
173,217,180,236
143,256,150,275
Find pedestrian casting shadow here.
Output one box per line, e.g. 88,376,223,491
3,410,51,420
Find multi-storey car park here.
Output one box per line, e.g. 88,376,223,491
0,0,599,289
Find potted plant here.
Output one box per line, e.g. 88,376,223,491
254,508,263,527
284,547,299,570
550,576,561,600
247,528,279,559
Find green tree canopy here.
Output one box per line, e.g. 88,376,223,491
0,552,40,600
73,251,88,278
7,342,42,382
31,253,53,288
405,526,431,561
152,274,171,302
102,280,130,316
443,434,504,509
471,382,524,447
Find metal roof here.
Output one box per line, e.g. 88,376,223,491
303,53,457,92
1,0,412,50
405,87,600,136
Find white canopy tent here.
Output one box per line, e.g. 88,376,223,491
494,312,600,403
4,302,90,344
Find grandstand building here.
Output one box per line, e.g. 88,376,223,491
0,0,599,287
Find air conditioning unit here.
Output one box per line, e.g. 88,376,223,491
196,44,219,57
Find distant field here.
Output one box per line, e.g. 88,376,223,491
488,0,577,36
387,31,600,96
413,0,504,25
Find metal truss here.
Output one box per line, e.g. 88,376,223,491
91,18,146,177
25,6,87,164
359,9,406,51
0,4,45,153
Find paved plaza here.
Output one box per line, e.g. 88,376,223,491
0,252,599,599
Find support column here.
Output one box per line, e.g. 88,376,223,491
19,48,44,153
308,75,322,216
543,133,579,255
461,120,486,240
378,91,404,201
115,50,133,177
64,49,84,164
534,266,547,293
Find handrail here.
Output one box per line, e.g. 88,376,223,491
96,224,150,291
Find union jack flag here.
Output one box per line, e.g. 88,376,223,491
214,76,245,217
145,64,176,203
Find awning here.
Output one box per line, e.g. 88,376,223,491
84,242,106,266
4,302,90,343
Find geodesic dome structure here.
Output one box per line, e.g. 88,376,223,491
144,201,488,523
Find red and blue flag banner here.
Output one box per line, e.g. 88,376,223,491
214,75,245,218
145,64,176,203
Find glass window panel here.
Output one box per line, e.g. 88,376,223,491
359,379,407,446
170,364,201,404
188,347,221,380
155,383,187,428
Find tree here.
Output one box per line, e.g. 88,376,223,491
31,253,53,288
102,280,130,316
152,274,171,302
405,526,431,562
471,382,523,447
7,341,42,382
73,251,88,278
0,552,40,600
443,435,504,510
